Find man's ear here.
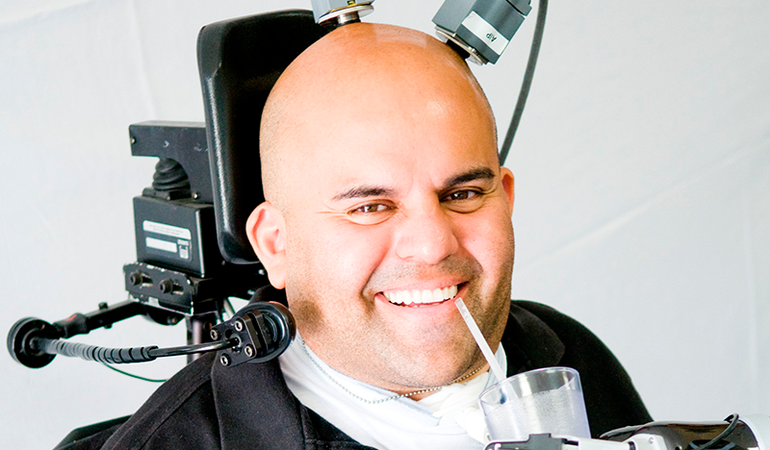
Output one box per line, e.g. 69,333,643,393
500,167,515,214
246,202,287,289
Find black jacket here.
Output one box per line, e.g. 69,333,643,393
60,292,651,449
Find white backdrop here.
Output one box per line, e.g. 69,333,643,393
1,1,768,448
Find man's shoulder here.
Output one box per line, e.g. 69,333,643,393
101,352,221,449
511,299,584,325
508,299,653,436
505,299,620,370
508,299,621,367
507,298,628,377
100,345,371,450
510,300,601,343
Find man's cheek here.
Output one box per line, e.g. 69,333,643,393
289,299,326,335
335,239,389,279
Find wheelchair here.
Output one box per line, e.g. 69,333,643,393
51,10,327,449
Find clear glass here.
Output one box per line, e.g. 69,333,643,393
478,366,591,442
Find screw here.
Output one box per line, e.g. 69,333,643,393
244,345,254,358
210,329,220,341
234,319,244,332
159,279,175,294
129,271,143,286
219,354,231,366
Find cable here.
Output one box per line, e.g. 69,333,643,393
498,0,548,166
689,414,741,450
149,340,238,358
32,337,239,364
100,362,168,383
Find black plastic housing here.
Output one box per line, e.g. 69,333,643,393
197,10,329,264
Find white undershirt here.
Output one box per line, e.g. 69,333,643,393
279,334,507,450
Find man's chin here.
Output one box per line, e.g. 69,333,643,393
378,346,484,389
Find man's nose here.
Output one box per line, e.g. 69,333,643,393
394,206,459,264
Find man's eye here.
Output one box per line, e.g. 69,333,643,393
445,190,478,201
352,204,390,214
442,189,485,213
346,203,394,225
442,189,482,202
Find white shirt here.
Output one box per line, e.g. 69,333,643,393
279,334,507,450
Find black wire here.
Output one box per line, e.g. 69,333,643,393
147,339,239,358
498,0,548,166
690,414,741,450
34,336,239,364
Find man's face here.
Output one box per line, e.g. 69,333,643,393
274,77,516,392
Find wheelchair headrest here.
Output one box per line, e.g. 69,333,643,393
197,10,329,264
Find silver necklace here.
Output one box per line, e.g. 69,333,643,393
300,337,485,405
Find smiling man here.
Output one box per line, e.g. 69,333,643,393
99,21,650,450
250,22,513,397
241,22,649,448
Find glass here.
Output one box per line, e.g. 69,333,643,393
479,366,591,442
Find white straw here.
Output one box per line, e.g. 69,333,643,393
454,298,506,382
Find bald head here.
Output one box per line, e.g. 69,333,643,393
247,22,515,393
259,23,497,209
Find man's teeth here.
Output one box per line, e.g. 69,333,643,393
383,285,459,306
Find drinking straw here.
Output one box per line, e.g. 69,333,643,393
454,298,506,382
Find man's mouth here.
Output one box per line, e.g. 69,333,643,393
382,284,459,307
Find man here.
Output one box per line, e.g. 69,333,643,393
97,21,650,450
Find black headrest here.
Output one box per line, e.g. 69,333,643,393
197,10,329,264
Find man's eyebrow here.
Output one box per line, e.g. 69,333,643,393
443,167,496,189
332,186,396,202
331,168,496,201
